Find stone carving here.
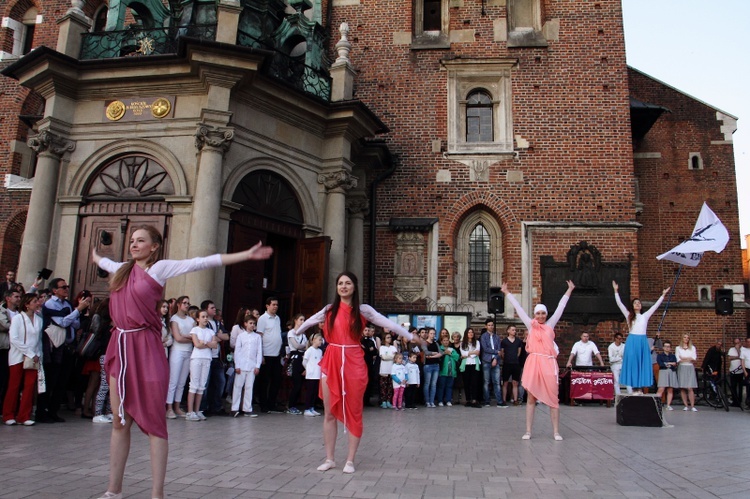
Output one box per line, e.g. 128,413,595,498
346,197,369,216
317,170,357,191
194,124,234,153
566,241,602,290
335,23,352,64
27,131,76,156
470,159,491,182
393,232,426,303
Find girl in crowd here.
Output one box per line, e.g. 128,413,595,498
231,315,262,417
436,335,459,407
422,328,441,408
166,296,194,419
303,332,324,417
92,225,271,499
655,340,679,411
460,328,481,408
91,299,114,424
612,281,670,394
2,293,42,426
294,271,418,474
229,307,251,349
676,333,698,411
502,280,575,441
378,332,397,408
390,352,407,410
186,310,216,421
157,300,172,357
286,313,308,415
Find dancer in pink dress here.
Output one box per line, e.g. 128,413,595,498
93,225,272,499
502,280,575,441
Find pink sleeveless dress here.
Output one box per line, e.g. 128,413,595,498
521,320,560,408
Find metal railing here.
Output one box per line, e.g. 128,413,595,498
80,24,217,60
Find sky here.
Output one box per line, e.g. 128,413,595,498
621,0,750,248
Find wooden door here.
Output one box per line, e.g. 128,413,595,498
293,236,330,316
223,224,267,324
73,211,170,299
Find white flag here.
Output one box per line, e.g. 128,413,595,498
657,203,730,267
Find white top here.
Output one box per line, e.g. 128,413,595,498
287,330,308,352
9,312,43,366
614,293,664,335
406,362,420,385
98,255,223,287
728,346,742,373
170,314,195,353
571,340,600,367
379,345,398,375
234,331,263,371
460,342,480,365
190,326,215,360
391,363,408,388
257,312,282,357
608,342,625,365
296,304,413,341
675,345,697,365
739,347,750,370
507,293,569,331
303,346,323,380
229,324,243,349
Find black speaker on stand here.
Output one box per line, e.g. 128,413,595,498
715,289,733,316
488,287,504,314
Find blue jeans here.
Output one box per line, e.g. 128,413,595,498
435,375,455,404
482,362,502,404
423,364,440,404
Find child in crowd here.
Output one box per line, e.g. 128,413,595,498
436,335,460,406
232,316,262,418
303,333,324,416
186,310,217,421
655,340,679,411
405,352,421,409
379,332,397,408
390,352,407,410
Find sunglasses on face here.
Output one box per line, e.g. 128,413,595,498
57,285,69,290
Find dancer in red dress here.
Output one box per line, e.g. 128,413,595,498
296,271,422,474
93,225,272,499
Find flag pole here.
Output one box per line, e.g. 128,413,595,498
656,264,682,334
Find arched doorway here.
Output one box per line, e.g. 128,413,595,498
225,170,329,323
73,154,175,298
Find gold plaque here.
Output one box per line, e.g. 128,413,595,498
151,98,171,119
106,100,126,121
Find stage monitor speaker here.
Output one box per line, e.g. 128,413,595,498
488,287,504,314
715,289,733,315
616,394,665,427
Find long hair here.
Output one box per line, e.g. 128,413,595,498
326,271,362,342
110,225,163,292
234,307,249,327
461,327,475,350
626,298,640,328
156,299,169,320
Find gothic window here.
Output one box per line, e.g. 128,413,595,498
466,90,493,143
455,210,504,314
443,59,515,155
468,224,491,301
689,152,703,170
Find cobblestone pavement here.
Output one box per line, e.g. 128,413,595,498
1,401,748,498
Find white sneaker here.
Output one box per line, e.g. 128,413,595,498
165,409,177,419
438,402,444,407
683,406,688,411
104,414,113,422
186,412,200,421
312,410,321,416
304,409,316,417
93,415,112,424
196,411,207,421
667,406,674,411
4,419,16,426
22,420,35,426
691,407,698,412
446,402,452,407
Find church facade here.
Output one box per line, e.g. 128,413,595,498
1,0,744,354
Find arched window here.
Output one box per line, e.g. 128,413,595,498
468,224,491,301
466,90,493,142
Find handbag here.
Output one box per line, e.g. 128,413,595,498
21,317,39,370
77,331,101,359
45,323,67,348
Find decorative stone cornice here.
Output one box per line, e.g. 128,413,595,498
346,197,369,216
317,170,358,191
194,124,234,153
27,131,76,156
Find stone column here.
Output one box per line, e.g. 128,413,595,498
183,124,234,304
56,2,92,58
346,196,368,297
17,131,75,286
318,171,357,300
216,0,243,45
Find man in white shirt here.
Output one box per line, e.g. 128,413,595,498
200,300,230,416
727,337,744,407
256,297,283,413
566,333,604,368
607,333,625,393
740,338,750,409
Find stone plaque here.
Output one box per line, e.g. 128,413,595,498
104,97,174,122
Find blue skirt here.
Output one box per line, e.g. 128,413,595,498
620,334,653,388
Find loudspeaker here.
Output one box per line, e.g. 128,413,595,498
715,289,733,316
488,287,504,314
616,394,665,427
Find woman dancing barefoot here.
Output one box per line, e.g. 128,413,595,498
93,225,272,499
502,280,575,441
295,271,422,473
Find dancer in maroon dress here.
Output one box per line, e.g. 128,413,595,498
93,225,272,499
296,271,422,474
